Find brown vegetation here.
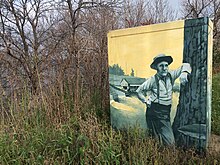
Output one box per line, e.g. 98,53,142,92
0,0,220,164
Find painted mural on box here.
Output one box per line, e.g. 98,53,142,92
107,17,213,149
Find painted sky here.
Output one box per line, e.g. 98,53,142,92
108,20,184,78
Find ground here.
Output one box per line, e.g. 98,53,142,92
209,134,220,154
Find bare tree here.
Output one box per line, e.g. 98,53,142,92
52,0,121,114
122,0,177,28
147,0,178,23
0,0,61,93
83,5,120,111
180,0,220,66
181,0,220,37
123,0,150,27
181,0,213,18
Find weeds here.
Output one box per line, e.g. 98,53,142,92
0,74,219,164
212,73,220,135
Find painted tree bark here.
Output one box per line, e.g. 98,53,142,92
173,17,213,150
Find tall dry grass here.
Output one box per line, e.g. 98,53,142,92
0,74,220,164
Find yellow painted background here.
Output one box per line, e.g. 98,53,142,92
108,20,185,78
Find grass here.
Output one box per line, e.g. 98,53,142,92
0,74,219,164
0,117,219,164
212,73,220,135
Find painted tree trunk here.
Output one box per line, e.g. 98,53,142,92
173,17,213,150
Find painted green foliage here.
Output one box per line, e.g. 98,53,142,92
109,64,125,76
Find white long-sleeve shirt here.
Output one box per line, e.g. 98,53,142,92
136,63,191,106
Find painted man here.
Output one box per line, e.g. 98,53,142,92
136,54,191,146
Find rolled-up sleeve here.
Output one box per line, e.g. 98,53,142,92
170,63,191,81
136,77,153,103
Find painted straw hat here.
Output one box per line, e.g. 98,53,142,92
150,54,173,70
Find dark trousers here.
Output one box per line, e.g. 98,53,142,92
146,102,175,146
